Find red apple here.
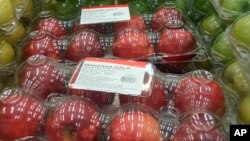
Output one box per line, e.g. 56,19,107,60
119,77,168,111
17,54,66,100
169,112,228,141
157,28,197,61
109,105,163,141
112,28,153,60
113,15,147,33
68,89,114,108
45,99,101,141
65,31,105,62
71,23,103,34
33,17,66,38
0,88,46,140
22,30,60,61
174,71,226,118
156,28,197,73
151,7,184,31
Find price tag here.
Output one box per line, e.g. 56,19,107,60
80,4,130,24
69,58,149,96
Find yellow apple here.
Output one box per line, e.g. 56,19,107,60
0,40,15,65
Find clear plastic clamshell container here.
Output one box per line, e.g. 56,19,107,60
0,88,46,140
225,11,250,75
14,54,69,101
157,69,239,130
210,0,250,23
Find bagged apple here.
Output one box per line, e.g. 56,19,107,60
103,104,164,141
44,97,102,141
14,54,68,100
169,112,229,141
0,88,47,140
68,57,156,99
210,0,250,23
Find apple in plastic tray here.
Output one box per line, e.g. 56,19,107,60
16,54,67,100
112,28,153,60
108,104,163,141
33,17,67,38
22,30,61,60
65,30,105,62
113,15,147,33
151,7,184,31
45,98,101,141
68,88,114,108
155,27,197,73
0,88,46,140
169,112,228,141
174,70,227,118
119,76,168,111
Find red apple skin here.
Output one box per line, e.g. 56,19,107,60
113,15,147,33
151,7,184,31
45,99,101,141
112,28,153,60
72,23,103,34
119,77,168,111
174,76,226,118
109,111,162,141
68,89,114,108
169,113,228,141
22,31,60,61
17,55,66,100
156,28,197,73
158,28,197,61
0,89,46,140
33,17,66,38
65,31,105,62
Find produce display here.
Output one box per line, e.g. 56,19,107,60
0,0,249,140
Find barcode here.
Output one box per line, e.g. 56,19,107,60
121,77,136,83
113,12,124,16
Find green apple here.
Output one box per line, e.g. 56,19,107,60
0,22,26,46
0,40,15,65
157,0,188,13
231,14,250,51
128,0,151,15
193,0,215,13
84,0,114,6
222,60,250,98
0,0,16,26
211,31,235,64
220,0,249,14
238,95,250,124
199,13,226,40
12,0,35,19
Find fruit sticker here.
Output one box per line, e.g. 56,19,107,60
69,57,154,96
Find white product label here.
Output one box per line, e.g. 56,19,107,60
69,58,147,96
80,4,130,24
